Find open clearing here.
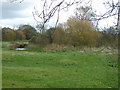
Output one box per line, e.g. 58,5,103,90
2,48,118,88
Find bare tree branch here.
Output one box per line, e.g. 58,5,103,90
32,0,85,32
92,0,119,29
8,0,119,31
8,0,24,3
117,1,120,30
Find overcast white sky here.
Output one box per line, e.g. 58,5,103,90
0,0,118,29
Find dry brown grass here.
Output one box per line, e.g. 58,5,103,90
43,44,73,50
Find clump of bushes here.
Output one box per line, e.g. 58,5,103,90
8,41,29,50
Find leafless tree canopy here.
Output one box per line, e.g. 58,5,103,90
96,0,119,23
32,0,119,31
32,0,88,30
9,0,119,31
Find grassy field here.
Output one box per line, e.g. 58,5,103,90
2,43,118,88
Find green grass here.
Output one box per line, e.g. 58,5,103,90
2,47,118,88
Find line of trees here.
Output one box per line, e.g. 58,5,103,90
2,25,38,41
2,17,118,48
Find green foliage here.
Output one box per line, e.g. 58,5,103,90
66,17,99,47
2,28,16,41
2,27,9,41
31,32,50,47
16,30,26,40
98,26,118,47
30,18,100,48
52,27,67,44
46,28,55,43
2,25,38,42
18,25,38,40
2,23,117,48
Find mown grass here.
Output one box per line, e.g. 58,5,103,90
2,46,118,88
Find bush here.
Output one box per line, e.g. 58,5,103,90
30,33,50,47
8,41,29,50
26,44,43,51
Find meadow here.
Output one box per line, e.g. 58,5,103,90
2,42,118,88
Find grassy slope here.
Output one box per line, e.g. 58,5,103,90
2,48,118,88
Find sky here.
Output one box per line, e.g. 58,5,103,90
0,0,118,29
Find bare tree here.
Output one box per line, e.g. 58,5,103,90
96,0,119,29
8,0,92,32
117,1,120,30
32,0,86,32
73,5,97,28
74,6,96,20
9,0,119,31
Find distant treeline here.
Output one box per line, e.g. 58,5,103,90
2,17,118,48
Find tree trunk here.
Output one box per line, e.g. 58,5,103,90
117,1,120,30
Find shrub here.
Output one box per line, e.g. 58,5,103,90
8,41,29,50
26,44,43,51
